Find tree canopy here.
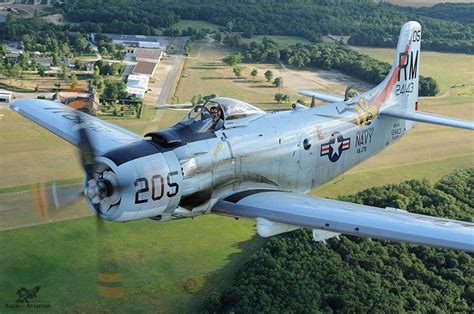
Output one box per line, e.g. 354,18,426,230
204,168,474,312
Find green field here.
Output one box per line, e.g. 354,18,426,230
172,19,221,32
353,47,474,94
175,39,302,106
0,214,264,312
1,37,473,312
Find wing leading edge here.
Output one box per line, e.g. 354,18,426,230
11,99,142,154
213,190,474,252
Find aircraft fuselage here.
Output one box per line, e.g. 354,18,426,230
173,102,408,216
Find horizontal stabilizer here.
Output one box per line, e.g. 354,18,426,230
380,109,474,131
299,90,344,103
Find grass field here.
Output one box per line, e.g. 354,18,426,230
0,214,264,312
174,38,358,107
175,39,293,105
353,47,474,95
1,37,473,312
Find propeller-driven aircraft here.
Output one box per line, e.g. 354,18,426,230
10,22,474,252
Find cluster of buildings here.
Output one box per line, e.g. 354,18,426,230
1,33,167,103
98,34,168,99
124,48,164,99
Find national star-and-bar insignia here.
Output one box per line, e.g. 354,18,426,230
320,131,350,162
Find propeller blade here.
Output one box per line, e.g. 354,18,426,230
76,113,96,181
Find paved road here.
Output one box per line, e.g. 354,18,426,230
153,37,189,121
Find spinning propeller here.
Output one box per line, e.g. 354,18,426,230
0,107,126,299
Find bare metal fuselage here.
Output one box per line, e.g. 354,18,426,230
174,102,406,215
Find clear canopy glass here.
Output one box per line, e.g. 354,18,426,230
206,97,263,121
178,97,264,132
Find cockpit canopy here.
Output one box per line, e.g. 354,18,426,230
145,97,265,147
209,97,264,121
179,97,265,131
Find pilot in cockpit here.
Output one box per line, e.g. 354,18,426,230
210,106,224,131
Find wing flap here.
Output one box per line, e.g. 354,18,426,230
380,108,474,130
213,190,474,252
299,90,344,103
11,99,142,154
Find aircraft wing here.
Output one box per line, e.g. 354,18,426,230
10,99,142,154
299,90,344,103
380,108,474,130
213,190,474,252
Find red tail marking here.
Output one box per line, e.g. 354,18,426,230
369,31,415,109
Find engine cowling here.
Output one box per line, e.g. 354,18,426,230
85,140,183,222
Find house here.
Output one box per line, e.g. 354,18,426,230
126,74,149,99
62,92,100,114
0,90,12,103
104,34,162,49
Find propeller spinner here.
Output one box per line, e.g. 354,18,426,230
76,113,121,217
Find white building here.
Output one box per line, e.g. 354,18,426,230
126,74,149,99
0,90,12,103
105,34,162,49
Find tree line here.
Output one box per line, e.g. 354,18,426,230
48,0,474,54
1,1,472,54
223,36,439,96
402,3,474,26
203,168,473,313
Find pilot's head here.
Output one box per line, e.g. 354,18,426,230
210,106,221,121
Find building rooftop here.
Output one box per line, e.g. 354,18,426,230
127,74,149,89
132,62,157,76
135,48,163,60
105,34,161,43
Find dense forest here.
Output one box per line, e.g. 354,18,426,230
204,169,473,312
57,0,474,54
223,36,440,96
402,3,474,26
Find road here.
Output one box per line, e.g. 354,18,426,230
154,37,189,121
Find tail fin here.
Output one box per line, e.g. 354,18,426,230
372,21,473,131
368,21,421,113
